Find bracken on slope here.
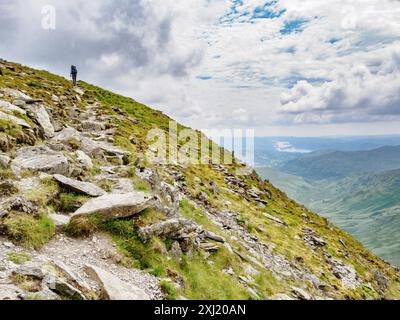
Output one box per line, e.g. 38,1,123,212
0,58,399,300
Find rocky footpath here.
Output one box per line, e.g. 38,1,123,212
0,83,165,299
1,58,399,300
0,234,160,300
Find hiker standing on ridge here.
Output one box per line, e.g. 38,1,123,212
70,65,78,86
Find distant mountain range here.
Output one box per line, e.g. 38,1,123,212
256,140,400,266
278,146,400,180
254,136,400,167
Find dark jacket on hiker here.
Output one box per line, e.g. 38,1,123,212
70,65,78,86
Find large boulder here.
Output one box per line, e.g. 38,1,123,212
53,174,106,197
0,111,31,128
0,100,27,114
11,146,69,175
3,88,36,103
26,104,55,138
85,265,150,300
52,127,99,155
138,218,200,241
71,192,155,220
44,274,86,300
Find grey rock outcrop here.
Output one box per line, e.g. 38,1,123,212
26,104,55,138
138,218,200,241
72,192,155,220
85,265,150,300
53,174,106,197
262,212,287,226
76,150,93,170
3,88,35,103
328,258,360,289
11,146,69,175
0,111,31,128
6,196,38,214
44,274,86,300
0,100,27,114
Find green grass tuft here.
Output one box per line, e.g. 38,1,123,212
3,214,55,249
7,251,32,265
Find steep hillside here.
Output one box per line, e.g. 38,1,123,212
279,146,400,180
310,170,400,266
258,167,400,266
1,58,400,300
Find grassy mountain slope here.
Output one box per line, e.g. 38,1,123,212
1,58,400,300
258,167,400,266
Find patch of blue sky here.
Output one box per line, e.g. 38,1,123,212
219,0,246,24
197,75,213,80
328,38,340,44
280,18,309,35
220,0,285,24
251,1,286,21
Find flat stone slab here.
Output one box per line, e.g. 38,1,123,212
72,192,155,220
0,111,31,128
0,100,27,114
262,212,287,226
85,265,150,300
3,88,35,102
53,174,105,197
11,146,69,175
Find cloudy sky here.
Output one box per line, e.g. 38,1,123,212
0,0,400,136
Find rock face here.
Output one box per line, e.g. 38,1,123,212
72,192,155,220
328,259,360,289
76,150,93,170
0,100,27,114
6,196,38,214
51,127,99,155
262,212,287,226
44,274,86,300
85,265,150,300
53,174,106,197
138,218,199,241
0,111,31,128
0,153,11,168
3,88,35,103
26,104,55,138
11,146,69,175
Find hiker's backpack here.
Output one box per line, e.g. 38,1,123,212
71,65,77,74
